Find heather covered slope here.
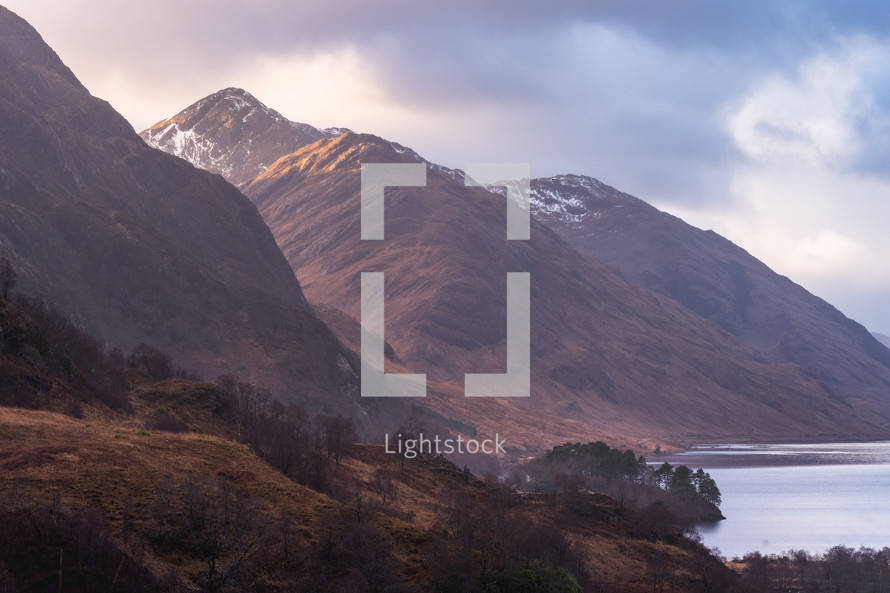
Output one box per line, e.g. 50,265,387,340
0,296,738,592
524,174,890,425
140,87,890,442
0,6,353,395
239,131,882,442
0,403,740,592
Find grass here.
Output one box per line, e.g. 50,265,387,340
0,388,730,592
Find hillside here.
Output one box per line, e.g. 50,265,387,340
240,132,883,444
0,402,749,592
0,7,354,398
0,294,740,591
140,89,890,445
522,174,890,425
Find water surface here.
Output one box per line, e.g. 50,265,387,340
656,442,890,559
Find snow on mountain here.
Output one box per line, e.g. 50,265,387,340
486,173,641,227
141,89,474,190
141,88,350,188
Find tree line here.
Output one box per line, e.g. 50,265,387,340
512,441,724,527
214,372,358,493
0,294,196,415
0,291,361,495
735,546,890,593
652,461,721,506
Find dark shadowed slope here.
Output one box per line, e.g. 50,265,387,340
0,6,354,396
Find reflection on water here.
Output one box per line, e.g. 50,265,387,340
655,442,890,560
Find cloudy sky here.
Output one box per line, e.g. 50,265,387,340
6,1,890,332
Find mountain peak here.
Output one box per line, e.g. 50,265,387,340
217,86,256,100
524,173,646,227
197,87,287,123
141,88,345,187
205,87,263,112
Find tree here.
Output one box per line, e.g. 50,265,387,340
637,501,677,543
0,559,16,593
653,462,674,490
183,476,269,592
130,343,174,381
0,258,16,299
698,473,722,507
647,549,672,593
693,468,706,492
321,413,357,465
373,469,396,511
669,465,695,499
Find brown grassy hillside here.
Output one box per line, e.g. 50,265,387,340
0,379,742,592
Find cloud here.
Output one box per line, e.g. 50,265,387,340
787,230,868,274
728,38,890,168
6,0,890,330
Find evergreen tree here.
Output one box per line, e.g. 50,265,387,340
669,465,695,498
698,473,722,506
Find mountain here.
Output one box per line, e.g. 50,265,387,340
140,89,890,445
0,7,353,397
141,87,348,188
519,174,890,423
245,134,890,442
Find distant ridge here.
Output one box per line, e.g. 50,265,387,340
873,332,890,349
520,174,890,422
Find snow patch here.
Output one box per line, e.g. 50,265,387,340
481,174,631,227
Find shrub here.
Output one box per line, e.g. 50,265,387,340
151,412,189,433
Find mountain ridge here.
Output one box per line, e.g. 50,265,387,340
139,87,890,444
519,173,890,420
237,123,887,442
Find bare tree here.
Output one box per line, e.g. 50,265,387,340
0,258,16,299
183,476,269,593
321,413,357,465
0,559,16,593
373,469,396,511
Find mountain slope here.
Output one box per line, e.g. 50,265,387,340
142,89,890,445
872,332,890,350
522,174,890,422
141,87,347,188
247,132,888,442
0,7,353,396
